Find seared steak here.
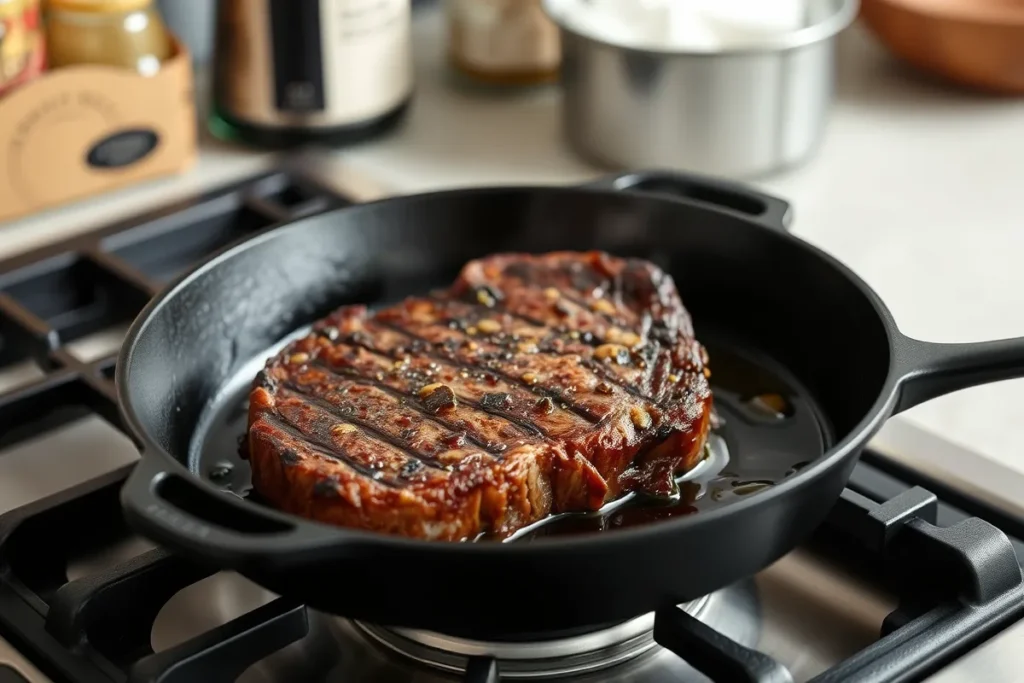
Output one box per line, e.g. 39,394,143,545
246,251,713,541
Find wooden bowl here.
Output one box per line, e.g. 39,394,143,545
860,0,1024,93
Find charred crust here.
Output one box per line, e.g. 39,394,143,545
535,396,555,414
347,331,374,348
649,320,674,345
569,261,603,292
312,476,341,498
400,460,424,478
421,384,458,414
504,262,531,279
480,392,512,411
254,370,276,391
279,448,300,465
443,432,466,449
471,285,503,308
317,326,340,342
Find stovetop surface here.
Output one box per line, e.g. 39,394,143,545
0,170,1020,683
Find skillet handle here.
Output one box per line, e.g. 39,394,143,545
892,333,1024,413
583,170,793,234
121,454,338,568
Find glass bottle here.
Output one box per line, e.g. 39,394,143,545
446,0,561,87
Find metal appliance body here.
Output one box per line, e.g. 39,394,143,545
212,0,413,146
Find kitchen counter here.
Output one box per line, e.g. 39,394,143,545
2,9,1022,476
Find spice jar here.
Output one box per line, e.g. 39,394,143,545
0,0,45,96
446,0,560,86
44,0,173,75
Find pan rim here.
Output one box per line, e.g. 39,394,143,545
116,184,903,555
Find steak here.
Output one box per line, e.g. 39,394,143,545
246,251,713,541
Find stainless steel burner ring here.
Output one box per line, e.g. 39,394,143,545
356,595,712,679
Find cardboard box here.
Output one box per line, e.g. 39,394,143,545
0,40,196,223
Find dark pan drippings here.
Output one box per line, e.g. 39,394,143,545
498,434,727,542
199,330,829,542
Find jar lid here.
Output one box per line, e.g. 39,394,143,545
46,0,152,11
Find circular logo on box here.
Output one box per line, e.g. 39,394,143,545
86,128,160,169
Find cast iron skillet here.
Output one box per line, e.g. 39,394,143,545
116,170,1024,639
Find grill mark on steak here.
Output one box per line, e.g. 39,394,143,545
470,255,671,334
489,260,615,310
395,317,655,407
431,293,635,354
431,291,549,328
319,342,555,440
343,300,679,431
422,301,674,409
579,354,660,403
391,296,664,406
331,305,689,438
278,382,449,469
307,359,509,454
419,310,667,407
373,319,605,424
464,395,549,438
257,412,402,485
554,290,622,325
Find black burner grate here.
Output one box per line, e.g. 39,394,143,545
0,171,348,683
0,171,349,453
0,173,1021,683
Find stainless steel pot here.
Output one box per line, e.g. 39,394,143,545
543,0,859,177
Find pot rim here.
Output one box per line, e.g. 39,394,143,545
542,0,860,56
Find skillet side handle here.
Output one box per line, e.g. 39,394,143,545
121,454,336,568
892,334,1024,413
582,170,793,234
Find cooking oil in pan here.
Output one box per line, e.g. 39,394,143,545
501,433,728,542
504,339,830,541
192,332,830,540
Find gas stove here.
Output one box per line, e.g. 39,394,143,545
0,170,1021,683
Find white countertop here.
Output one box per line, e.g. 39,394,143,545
2,10,1022,475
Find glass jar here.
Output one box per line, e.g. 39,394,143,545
45,0,172,74
446,0,561,87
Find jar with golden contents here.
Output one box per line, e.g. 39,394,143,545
44,0,173,74
446,0,560,86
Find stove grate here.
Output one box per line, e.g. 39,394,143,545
0,170,350,454
0,462,1020,683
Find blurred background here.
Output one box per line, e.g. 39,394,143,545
0,0,1020,474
